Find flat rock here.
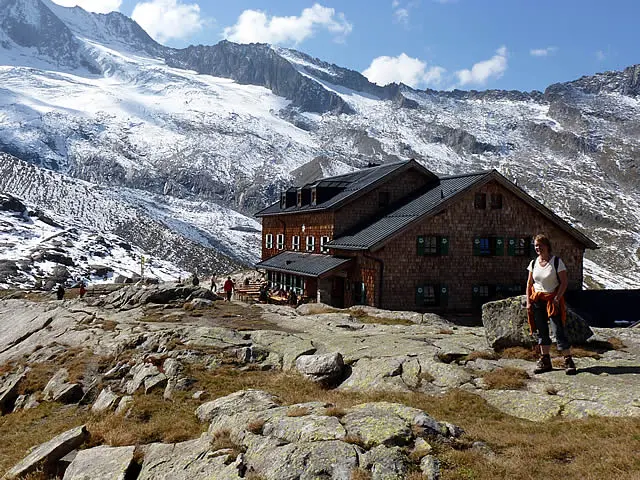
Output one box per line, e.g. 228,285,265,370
196,389,280,423
478,390,564,422
91,387,120,414
3,425,88,479
339,357,409,392
63,445,134,480
138,434,241,480
342,409,412,448
262,414,346,443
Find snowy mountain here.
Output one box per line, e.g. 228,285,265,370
0,0,639,289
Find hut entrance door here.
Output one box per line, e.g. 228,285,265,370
331,277,345,308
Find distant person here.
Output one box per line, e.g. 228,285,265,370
79,282,86,298
244,277,250,286
56,284,65,301
259,283,269,303
526,234,576,375
288,290,298,307
223,276,235,301
210,276,217,292
192,272,200,287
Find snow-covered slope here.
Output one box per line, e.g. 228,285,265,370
0,0,639,289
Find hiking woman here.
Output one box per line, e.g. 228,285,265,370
526,234,576,375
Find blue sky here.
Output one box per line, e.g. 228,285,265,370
52,0,636,92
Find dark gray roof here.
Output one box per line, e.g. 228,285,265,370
327,172,491,250
255,251,352,277
255,159,438,217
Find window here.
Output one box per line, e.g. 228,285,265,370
320,236,330,253
415,284,448,307
265,233,273,249
473,237,504,256
474,193,486,209
507,237,531,256
417,236,449,256
276,234,284,250
292,235,300,251
490,193,503,209
378,191,390,208
306,236,315,252
311,189,317,205
297,190,302,206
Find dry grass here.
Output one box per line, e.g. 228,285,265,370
88,390,205,446
247,419,265,434
286,406,310,417
350,468,373,480
324,406,346,418
438,329,455,335
496,346,539,361
210,428,236,451
2,354,640,480
481,367,530,390
344,434,367,448
464,350,500,362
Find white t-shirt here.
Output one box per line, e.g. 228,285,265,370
527,256,566,293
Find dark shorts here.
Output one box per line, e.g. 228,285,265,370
226,291,232,301
532,301,570,351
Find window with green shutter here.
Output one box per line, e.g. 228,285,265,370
417,236,425,256
415,285,425,306
439,285,449,306
507,238,516,256
439,236,449,255
494,237,504,256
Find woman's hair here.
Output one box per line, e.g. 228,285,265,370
534,234,552,253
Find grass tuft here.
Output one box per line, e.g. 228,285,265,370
350,467,372,480
481,367,530,390
286,406,310,417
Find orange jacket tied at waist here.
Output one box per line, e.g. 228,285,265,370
527,286,567,334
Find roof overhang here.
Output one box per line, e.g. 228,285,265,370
255,251,352,278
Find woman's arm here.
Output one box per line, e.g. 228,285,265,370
555,269,568,302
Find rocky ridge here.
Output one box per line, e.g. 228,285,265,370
1,284,639,478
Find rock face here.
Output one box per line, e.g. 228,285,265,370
295,352,345,386
62,445,134,480
3,425,88,479
0,370,25,414
482,296,594,349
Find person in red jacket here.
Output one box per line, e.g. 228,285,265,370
223,276,235,301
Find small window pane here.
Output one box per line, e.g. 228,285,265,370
490,193,503,209
475,193,486,209
479,238,491,255
425,236,438,255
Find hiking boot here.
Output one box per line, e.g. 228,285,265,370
534,354,552,374
564,356,577,375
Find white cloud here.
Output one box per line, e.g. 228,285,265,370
530,46,557,57
49,0,122,13
394,8,409,24
363,53,446,88
455,46,508,87
392,0,401,7
131,0,204,43
223,4,352,45
595,50,606,61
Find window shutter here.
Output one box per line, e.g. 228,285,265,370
417,236,425,256
494,237,504,256
473,237,481,256
528,237,536,257
415,285,424,306
439,285,448,306
439,236,449,255
507,238,516,256
472,285,480,300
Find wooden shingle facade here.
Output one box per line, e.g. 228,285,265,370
255,160,597,312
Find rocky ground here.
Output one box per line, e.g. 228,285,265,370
0,283,639,479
